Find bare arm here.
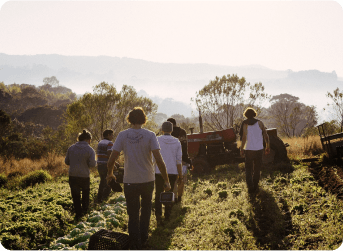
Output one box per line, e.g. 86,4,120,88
152,149,171,191
106,150,120,184
258,121,270,154
240,123,247,156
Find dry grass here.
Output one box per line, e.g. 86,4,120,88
238,135,324,161
0,154,70,179
0,151,123,181
282,135,324,160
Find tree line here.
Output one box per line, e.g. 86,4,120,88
1,74,343,161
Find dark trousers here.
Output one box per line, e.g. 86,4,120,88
245,150,263,191
124,181,154,250
68,176,90,218
155,174,177,219
97,164,112,202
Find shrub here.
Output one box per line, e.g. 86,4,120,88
203,188,212,196
19,170,52,188
218,191,228,199
0,173,7,187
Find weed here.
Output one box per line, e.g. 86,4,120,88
19,170,52,188
203,188,212,196
218,190,228,199
0,174,7,188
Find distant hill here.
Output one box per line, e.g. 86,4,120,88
0,53,341,119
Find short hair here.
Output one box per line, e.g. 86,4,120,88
243,107,257,119
126,107,147,125
103,129,114,138
167,118,176,126
78,129,92,141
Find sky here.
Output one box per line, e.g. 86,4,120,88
0,0,343,121
0,0,342,76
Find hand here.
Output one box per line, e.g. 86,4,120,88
106,173,116,185
164,182,171,191
265,147,270,155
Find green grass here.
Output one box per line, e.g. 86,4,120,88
1,160,343,250
0,175,101,250
147,163,343,250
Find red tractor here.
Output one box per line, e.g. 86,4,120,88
187,127,289,174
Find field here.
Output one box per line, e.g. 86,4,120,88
0,135,343,250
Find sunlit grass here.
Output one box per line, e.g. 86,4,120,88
147,163,343,250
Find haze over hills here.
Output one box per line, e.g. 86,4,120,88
0,53,341,120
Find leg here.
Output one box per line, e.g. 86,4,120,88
97,164,111,202
69,176,82,218
164,175,177,220
124,183,141,250
252,150,263,191
245,150,254,193
80,177,90,215
177,165,188,202
154,174,164,220
140,181,154,244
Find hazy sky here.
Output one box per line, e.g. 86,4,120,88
1,0,343,76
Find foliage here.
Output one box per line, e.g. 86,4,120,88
64,83,158,143
326,87,343,124
43,76,59,87
0,174,7,188
0,81,76,117
19,170,52,188
193,74,269,131
49,197,127,250
267,93,318,138
0,174,101,250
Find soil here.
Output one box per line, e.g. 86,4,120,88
308,161,343,200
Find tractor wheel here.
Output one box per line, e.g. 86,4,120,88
265,135,289,164
192,157,211,174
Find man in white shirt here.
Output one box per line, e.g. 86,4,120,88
154,121,183,225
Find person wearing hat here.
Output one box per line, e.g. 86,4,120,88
154,121,183,225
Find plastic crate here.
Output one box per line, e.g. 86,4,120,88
88,229,130,250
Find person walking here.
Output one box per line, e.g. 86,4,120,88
96,129,119,203
106,107,171,249
65,129,96,220
167,118,192,203
154,121,183,225
239,107,270,194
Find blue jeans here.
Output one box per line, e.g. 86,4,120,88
124,181,154,249
68,176,90,218
245,150,263,191
97,164,112,202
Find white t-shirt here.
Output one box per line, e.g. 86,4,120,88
112,128,160,183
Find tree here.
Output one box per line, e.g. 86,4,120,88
326,87,343,128
64,83,158,143
267,93,318,137
0,110,12,137
193,74,269,131
43,76,59,87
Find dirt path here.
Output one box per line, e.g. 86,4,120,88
309,162,343,200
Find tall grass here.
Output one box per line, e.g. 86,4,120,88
282,135,324,160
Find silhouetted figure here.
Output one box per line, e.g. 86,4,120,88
65,129,96,219
239,108,270,194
